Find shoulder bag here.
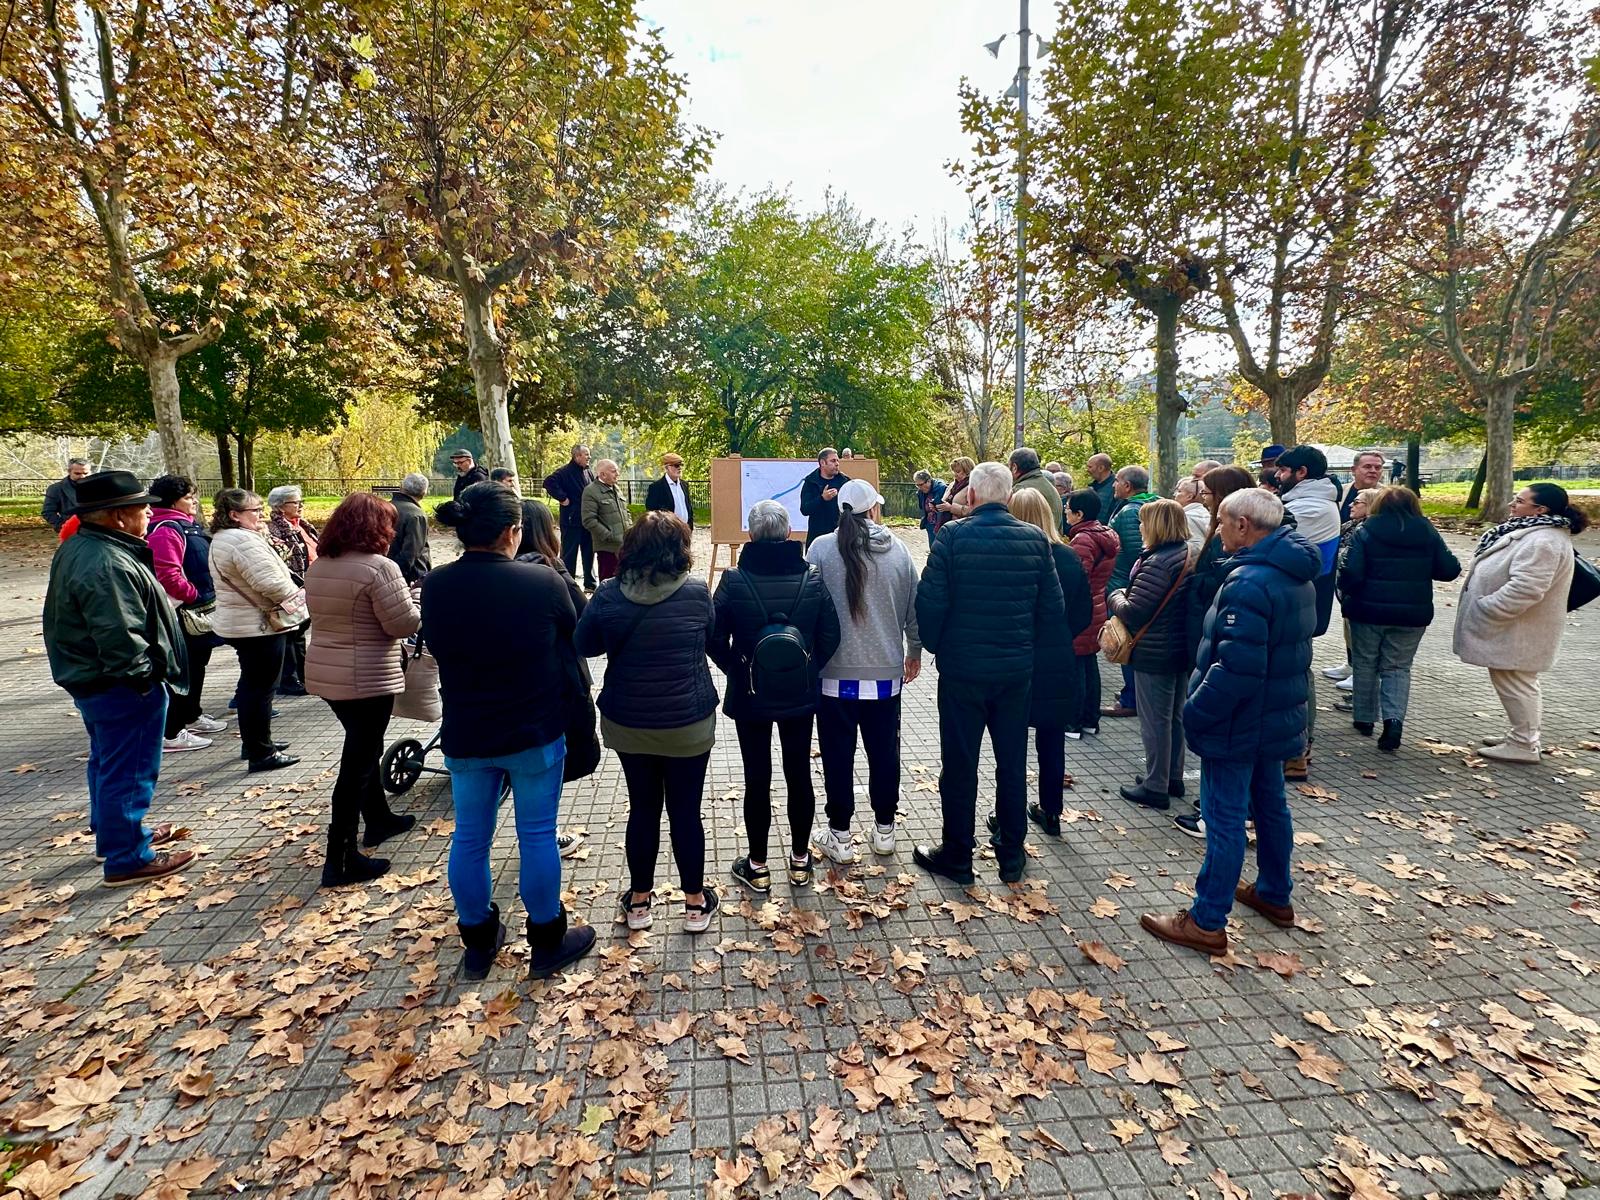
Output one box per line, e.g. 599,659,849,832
393,634,442,723
1100,563,1190,665
1569,550,1600,612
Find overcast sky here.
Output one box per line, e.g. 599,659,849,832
638,1,1056,238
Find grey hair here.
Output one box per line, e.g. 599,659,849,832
594,458,618,475
967,461,1013,505
400,473,429,498
1219,487,1284,531
1174,477,1199,503
1051,471,1073,493
571,443,589,457
1116,464,1150,492
913,469,932,484
266,484,302,508
68,457,88,468
1008,446,1041,474
747,499,790,542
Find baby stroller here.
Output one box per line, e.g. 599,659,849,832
380,636,509,800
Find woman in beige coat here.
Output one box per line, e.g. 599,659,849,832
211,489,302,772
303,493,422,886
1454,483,1589,763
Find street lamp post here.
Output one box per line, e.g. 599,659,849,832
1014,0,1029,453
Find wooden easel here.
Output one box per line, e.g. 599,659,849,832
708,540,739,581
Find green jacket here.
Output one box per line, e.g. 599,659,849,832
44,523,188,697
581,480,628,553
1107,491,1160,594
1012,469,1064,530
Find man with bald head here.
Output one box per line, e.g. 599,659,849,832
1086,454,1117,519
1192,459,1222,480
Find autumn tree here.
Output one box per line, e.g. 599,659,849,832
348,0,708,474
960,0,1278,493
0,0,347,479
1383,0,1600,520
926,205,1013,461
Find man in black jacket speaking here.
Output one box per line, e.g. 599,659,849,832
543,443,596,592
799,448,848,548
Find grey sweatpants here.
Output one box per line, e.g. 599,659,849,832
1133,669,1186,793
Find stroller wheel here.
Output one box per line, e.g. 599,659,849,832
382,738,425,795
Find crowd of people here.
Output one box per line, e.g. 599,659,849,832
37,441,1591,976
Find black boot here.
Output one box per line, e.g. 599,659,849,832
363,811,416,848
1378,719,1403,752
321,838,389,888
526,907,596,981
459,903,508,981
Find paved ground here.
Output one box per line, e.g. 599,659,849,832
2,521,1598,1200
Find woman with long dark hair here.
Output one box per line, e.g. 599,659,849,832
422,482,593,980
574,512,721,933
1454,482,1588,764
304,492,421,886
804,479,921,864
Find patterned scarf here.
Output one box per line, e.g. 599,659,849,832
1474,513,1569,558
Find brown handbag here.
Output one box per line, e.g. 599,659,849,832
1100,564,1189,665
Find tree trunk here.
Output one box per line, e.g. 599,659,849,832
1268,384,1297,449
146,350,196,480
216,431,235,489
1480,382,1517,522
1465,450,1488,512
457,279,516,474
1151,292,1184,496
1406,437,1421,495
239,435,255,492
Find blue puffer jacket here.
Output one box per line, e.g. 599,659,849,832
573,571,717,730
1184,527,1319,761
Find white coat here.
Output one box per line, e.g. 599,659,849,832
1452,524,1575,673
211,528,300,640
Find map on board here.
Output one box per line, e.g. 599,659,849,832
738,459,819,533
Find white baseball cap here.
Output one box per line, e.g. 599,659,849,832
837,477,885,514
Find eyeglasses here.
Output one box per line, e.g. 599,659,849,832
240,506,263,514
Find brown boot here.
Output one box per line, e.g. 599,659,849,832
1140,910,1227,956
1284,754,1309,781
1235,882,1295,928
103,849,196,888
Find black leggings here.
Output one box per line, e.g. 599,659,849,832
164,632,215,738
1035,723,1067,817
1074,652,1102,730
619,750,709,895
229,634,287,761
734,715,815,862
817,693,901,830
327,695,396,849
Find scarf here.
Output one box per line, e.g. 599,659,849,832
1474,513,1569,558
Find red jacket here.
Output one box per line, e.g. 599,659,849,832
1068,520,1120,654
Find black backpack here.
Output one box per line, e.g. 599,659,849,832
744,573,813,705
1568,550,1600,612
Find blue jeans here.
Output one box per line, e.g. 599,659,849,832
1348,623,1425,723
74,686,167,875
1191,755,1293,931
1118,663,1136,711
444,737,565,926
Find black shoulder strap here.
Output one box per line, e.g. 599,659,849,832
609,597,655,658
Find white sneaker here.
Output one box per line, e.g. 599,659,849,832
869,823,896,855
1335,676,1354,691
188,715,227,734
557,831,584,859
813,826,858,865
163,730,212,752
1322,663,1352,681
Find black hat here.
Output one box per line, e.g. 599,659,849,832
449,448,474,460
71,470,160,514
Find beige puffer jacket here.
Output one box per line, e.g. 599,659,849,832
211,528,300,640
303,552,420,701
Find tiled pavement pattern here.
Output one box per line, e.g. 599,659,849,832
2,521,1599,1200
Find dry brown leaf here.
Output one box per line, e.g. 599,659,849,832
1079,940,1126,972
1125,1050,1182,1087
1089,896,1120,918
1157,1132,1193,1166
1110,1118,1145,1145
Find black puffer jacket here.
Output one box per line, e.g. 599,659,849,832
710,539,842,721
1108,540,1192,674
1030,541,1093,728
1185,536,1230,667
1338,508,1461,627
916,502,1064,681
574,571,718,729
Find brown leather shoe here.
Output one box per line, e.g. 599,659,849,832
95,823,178,863
1100,705,1137,719
1283,754,1309,781
1140,910,1227,956
1235,882,1295,928
103,849,196,888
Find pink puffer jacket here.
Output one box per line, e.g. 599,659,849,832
303,552,420,700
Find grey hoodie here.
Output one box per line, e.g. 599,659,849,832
806,522,921,681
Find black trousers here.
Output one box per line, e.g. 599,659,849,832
164,632,214,738
279,624,308,690
327,695,396,849
1073,651,1102,730
735,714,815,862
937,675,1030,865
229,634,287,761
561,522,595,588
817,694,902,831
1035,723,1067,817
619,750,709,895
